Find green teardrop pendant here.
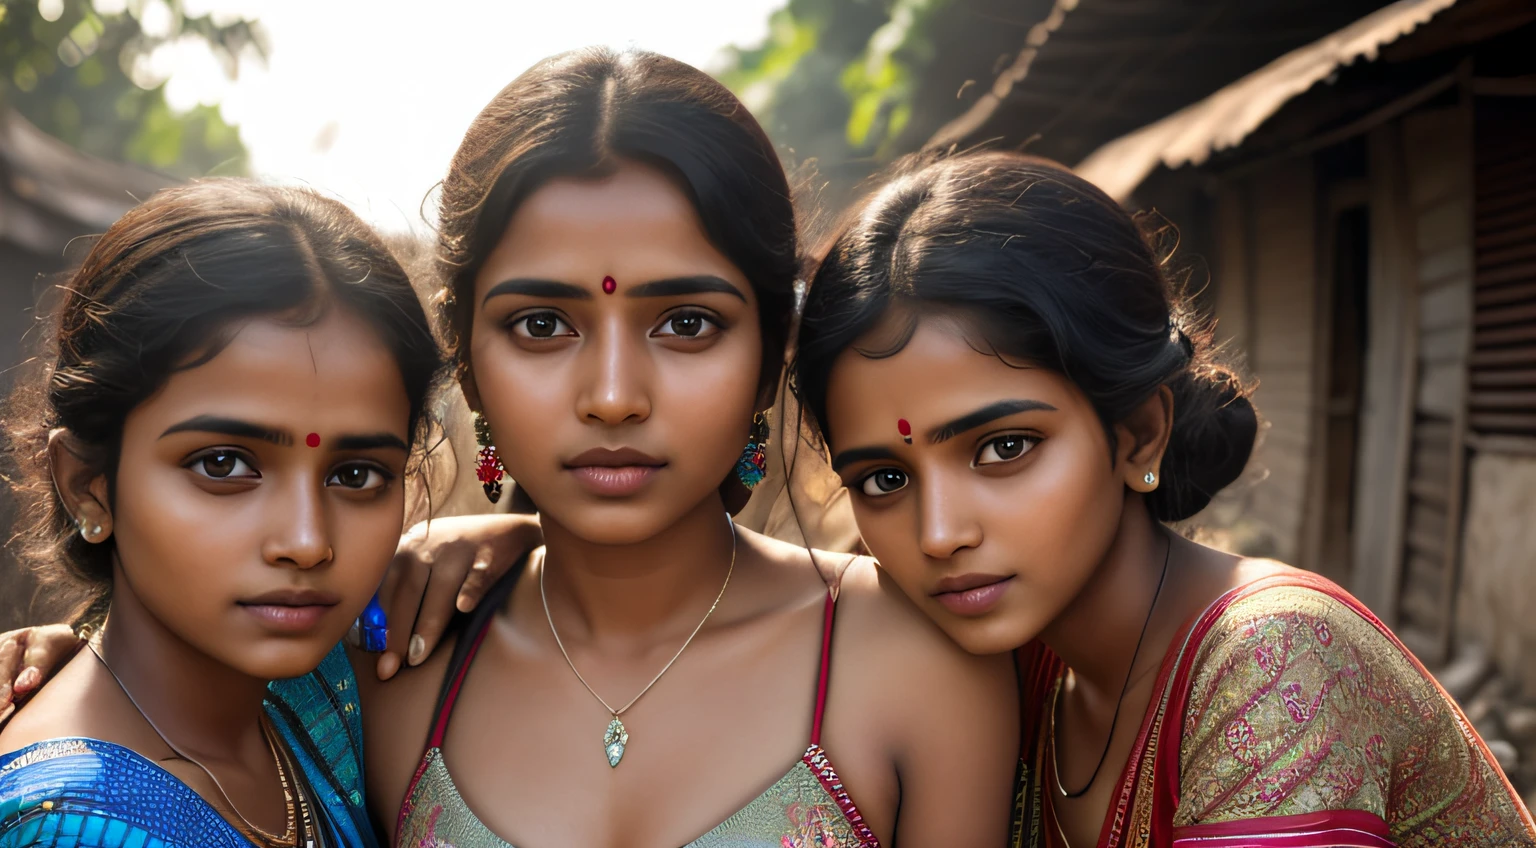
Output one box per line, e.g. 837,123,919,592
604,717,629,768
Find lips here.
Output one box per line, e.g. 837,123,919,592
564,447,667,497
931,573,1015,617
238,588,340,633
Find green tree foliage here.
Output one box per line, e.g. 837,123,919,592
0,0,265,177
719,0,948,194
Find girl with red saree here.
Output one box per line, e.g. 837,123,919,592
788,150,1536,847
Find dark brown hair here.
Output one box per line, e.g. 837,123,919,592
1,179,446,622
792,151,1256,522
433,47,798,396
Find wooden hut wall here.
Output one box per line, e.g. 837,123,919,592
1239,159,1321,565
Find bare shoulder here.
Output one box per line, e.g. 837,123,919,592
0,652,156,758
834,556,1016,717
738,528,850,591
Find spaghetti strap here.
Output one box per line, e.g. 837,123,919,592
424,555,528,750
810,590,837,747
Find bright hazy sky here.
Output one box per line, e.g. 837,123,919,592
153,0,785,232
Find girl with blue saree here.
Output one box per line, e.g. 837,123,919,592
0,180,447,848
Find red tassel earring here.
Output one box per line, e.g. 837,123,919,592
474,412,505,504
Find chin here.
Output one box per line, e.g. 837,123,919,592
545,495,702,545
934,603,1044,657
225,638,340,682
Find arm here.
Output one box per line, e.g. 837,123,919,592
370,512,541,680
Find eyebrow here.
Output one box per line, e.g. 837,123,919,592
830,445,901,473
929,399,1057,443
160,416,408,453
332,433,410,452
482,278,591,305
160,415,292,446
625,275,747,303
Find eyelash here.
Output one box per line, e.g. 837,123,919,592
185,448,260,480
853,432,1041,498
506,309,726,340
184,450,396,492
508,311,576,339
652,309,723,339
972,433,1040,468
326,462,396,492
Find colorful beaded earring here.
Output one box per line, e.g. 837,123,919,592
474,412,505,504
734,411,770,489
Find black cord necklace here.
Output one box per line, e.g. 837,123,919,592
1053,535,1172,799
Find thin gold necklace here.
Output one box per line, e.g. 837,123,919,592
88,640,316,847
540,515,737,768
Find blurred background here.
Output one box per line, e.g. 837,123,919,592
0,0,1532,797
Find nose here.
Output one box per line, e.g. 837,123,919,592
575,317,652,426
917,473,983,560
262,476,333,570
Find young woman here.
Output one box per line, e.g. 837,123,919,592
789,150,1536,846
359,47,1016,848
0,48,1019,847
0,180,446,846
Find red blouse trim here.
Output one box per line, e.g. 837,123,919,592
804,744,882,847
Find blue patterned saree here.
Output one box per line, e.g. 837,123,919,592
0,644,378,848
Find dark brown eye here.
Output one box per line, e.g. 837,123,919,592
653,310,720,339
860,468,908,496
189,450,256,480
512,312,573,339
669,315,704,336
327,463,389,491
974,434,1037,467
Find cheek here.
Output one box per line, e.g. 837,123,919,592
657,348,760,454
326,495,404,617
110,452,251,599
994,434,1124,587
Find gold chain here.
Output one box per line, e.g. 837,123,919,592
88,640,309,845
540,516,736,719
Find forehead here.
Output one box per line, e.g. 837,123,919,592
823,317,1087,445
474,160,744,289
130,309,410,434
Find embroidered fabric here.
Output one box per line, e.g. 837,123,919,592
0,644,376,848
396,562,880,848
1009,573,1536,848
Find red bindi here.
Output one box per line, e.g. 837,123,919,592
897,419,912,444
305,433,321,448
602,275,617,295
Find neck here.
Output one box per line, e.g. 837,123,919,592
1038,497,1170,700
537,495,735,645
95,560,272,760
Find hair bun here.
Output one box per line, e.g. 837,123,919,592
1148,366,1257,522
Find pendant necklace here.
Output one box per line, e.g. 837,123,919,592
541,515,737,768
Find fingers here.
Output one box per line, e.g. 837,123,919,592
21,625,80,685
410,561,467,667
454,548,499,614
377,547,431,680
455,516,543,613
0,629,24,711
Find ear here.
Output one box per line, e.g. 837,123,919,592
48,429,113,544
1114,385,1173,494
